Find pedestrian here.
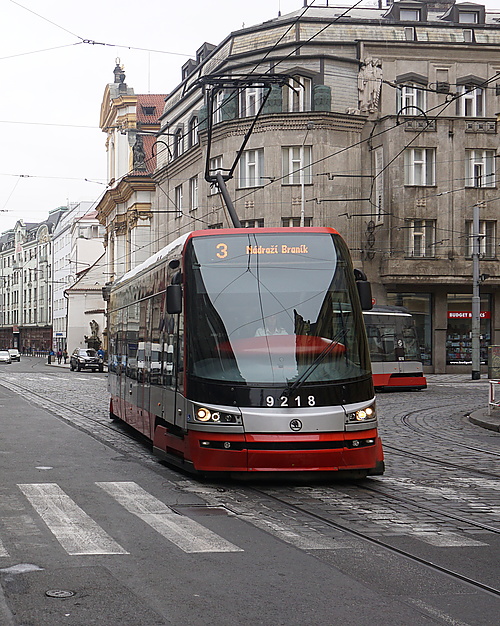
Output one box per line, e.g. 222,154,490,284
63,349,68,364
57,349,62,364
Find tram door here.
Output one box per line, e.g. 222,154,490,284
126,302,150,435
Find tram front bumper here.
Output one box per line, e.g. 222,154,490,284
187,429,383,472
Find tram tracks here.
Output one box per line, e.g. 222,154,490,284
246,483,500,599
3,373,500,603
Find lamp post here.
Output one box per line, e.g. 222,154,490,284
471,202,481,380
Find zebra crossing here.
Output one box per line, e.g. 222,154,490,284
0,479,497,559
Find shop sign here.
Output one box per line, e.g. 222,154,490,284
448,311,490,319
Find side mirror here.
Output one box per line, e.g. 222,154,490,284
354,269,373,311
166,284,182,314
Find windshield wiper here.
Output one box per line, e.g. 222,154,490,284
282,327,347,398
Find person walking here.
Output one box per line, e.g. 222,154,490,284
57,349,62,364
63,349,68,364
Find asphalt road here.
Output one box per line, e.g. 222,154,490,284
1,357,499,625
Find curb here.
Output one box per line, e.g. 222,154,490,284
468,408,500,433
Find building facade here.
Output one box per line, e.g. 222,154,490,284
96,62,167,279
140,0,499,374
0,210,64,352
52,202,105,352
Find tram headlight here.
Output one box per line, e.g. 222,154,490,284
192,406,241,425
347,404,376,423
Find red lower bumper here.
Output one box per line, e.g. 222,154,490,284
180,429,383,473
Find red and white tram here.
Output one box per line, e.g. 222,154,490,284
363,305,427,391
107,227,384,476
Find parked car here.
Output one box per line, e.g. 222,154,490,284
8,349,20,362
70,348,104,372
0,350,12,364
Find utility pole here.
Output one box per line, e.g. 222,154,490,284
471,202,481,380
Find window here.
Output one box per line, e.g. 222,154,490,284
189,176,199,210
404,148,435,186
209,156,223,194
174,184,183,217
282,146,312,185
404,27,416,41
241,219,264,228
465,150,495,188
283,76,312,112
173,128,183,159
240,85,264,118
239,149,264,188
406,219,436,257
459,11,478,24
213,90,225,124
465,220,496,258
282,217,312,227
400,8,420,20
188,117,198,148
463,29,474,43
397,83,426,115
457,85,484,117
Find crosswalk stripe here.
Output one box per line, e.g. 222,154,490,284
17,483,129,556
0,538,9,558
96,481,243,554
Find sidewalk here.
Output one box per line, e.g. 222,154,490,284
425,373,500,433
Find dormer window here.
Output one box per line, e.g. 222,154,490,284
440,3,485,25
459,11,479,23
400,9,420,21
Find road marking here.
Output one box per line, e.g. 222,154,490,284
97,481,243,554
0,538,9,557
18,483,129,556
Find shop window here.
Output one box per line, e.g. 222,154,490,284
446,294,491,365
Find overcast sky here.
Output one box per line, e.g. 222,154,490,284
2,0,500,234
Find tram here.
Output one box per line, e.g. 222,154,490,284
363,305,427,391
106,227,384,476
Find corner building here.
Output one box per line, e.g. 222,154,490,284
108,1,500,374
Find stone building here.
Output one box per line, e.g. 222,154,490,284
0,210,65,352
96,61,167,279
144,1,500,374
52,202,105,352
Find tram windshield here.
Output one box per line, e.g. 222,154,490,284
364,310,420,363
185,232,370,386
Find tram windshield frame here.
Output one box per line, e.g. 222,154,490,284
184,231,371,387
364,310,420,363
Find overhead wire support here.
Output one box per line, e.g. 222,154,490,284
194,74,293,227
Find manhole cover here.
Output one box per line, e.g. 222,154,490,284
45,590,75,598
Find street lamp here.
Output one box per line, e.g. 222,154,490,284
471,203,481,380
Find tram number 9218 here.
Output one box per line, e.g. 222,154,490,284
266,394,316,407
